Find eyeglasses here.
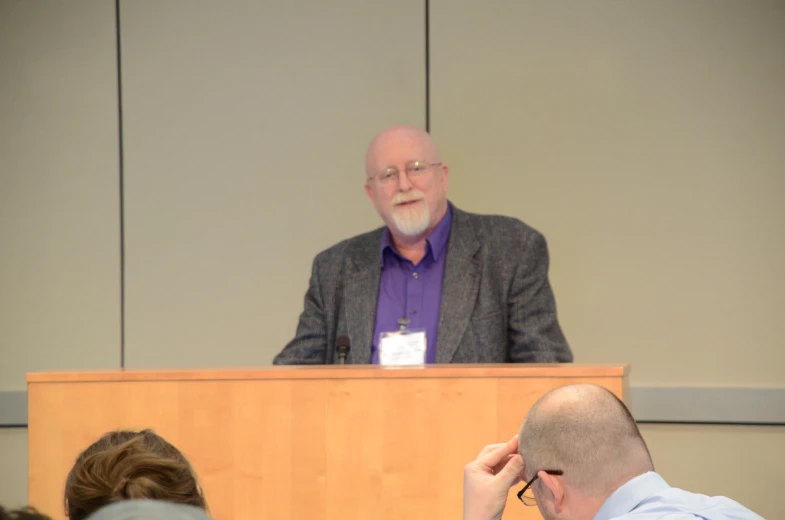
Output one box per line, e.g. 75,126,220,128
516,469,563,506
367,161,442,186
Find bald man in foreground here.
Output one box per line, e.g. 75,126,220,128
464,384,763,520
273,125,572,365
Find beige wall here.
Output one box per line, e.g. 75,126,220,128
640,423,785,520
0,0,121,391
430,0,785,387
428,3,785,515
1,0,783,517
0,429,27,508
119,0,425,369
0,0,121,509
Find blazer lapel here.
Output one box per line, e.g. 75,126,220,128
344,231,383,364
436,209,480,363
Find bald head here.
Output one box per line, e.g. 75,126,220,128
364,125,442,178
528,384,633,418
519,384,653,498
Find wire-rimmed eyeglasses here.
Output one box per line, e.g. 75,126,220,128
367,160,442,186
516,469,563,506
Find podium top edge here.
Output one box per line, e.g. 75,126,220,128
27,364,629,383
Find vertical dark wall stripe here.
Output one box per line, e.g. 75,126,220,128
111,2,429,367
115,0,126,368
425,0,430,132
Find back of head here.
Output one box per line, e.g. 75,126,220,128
85,500,211,520
519,384,654,498
65,430,206,520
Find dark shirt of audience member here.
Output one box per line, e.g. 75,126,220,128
64,429,207,520
0,506,52,520
85,500,212,520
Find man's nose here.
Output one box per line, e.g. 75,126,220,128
397,170,413,191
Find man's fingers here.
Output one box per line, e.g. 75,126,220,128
477,435,519,469
491,454,515,474
497,454,525,487
476,443,506,460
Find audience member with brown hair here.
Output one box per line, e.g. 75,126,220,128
64,429,207,520
0,506,52,520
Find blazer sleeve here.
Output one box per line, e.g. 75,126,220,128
272,255,330,365
507,229,573,363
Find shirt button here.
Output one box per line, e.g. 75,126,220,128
413,272,419,279
411,309,418,315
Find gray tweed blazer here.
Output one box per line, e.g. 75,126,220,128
273,204,572,364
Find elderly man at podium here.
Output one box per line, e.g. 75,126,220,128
273,125,572,366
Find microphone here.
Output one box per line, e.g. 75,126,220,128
335,335,350,365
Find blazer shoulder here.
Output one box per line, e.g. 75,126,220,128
312,226,385,267
455,208,544,245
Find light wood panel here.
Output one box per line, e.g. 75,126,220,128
28,365,627,520
26,364,627,382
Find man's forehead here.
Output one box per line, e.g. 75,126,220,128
373,125,430,143
374,136,429,159
365,127,438,173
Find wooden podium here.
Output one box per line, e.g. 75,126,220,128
28,364,628,520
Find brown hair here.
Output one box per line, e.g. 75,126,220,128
0,506,52,520
64,429,207,520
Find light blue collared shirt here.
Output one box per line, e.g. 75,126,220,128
594,472,764,520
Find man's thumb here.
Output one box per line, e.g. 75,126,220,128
499,454,524,482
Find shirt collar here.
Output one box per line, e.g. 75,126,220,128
593,472,670,520
380,203,453,264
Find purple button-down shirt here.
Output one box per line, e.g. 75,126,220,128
370,206,453,364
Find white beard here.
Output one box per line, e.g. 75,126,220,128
391,201,431,237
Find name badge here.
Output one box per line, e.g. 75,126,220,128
378,330,427,366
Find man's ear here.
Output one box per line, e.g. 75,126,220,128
539,471,565,513
440,163,449,191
